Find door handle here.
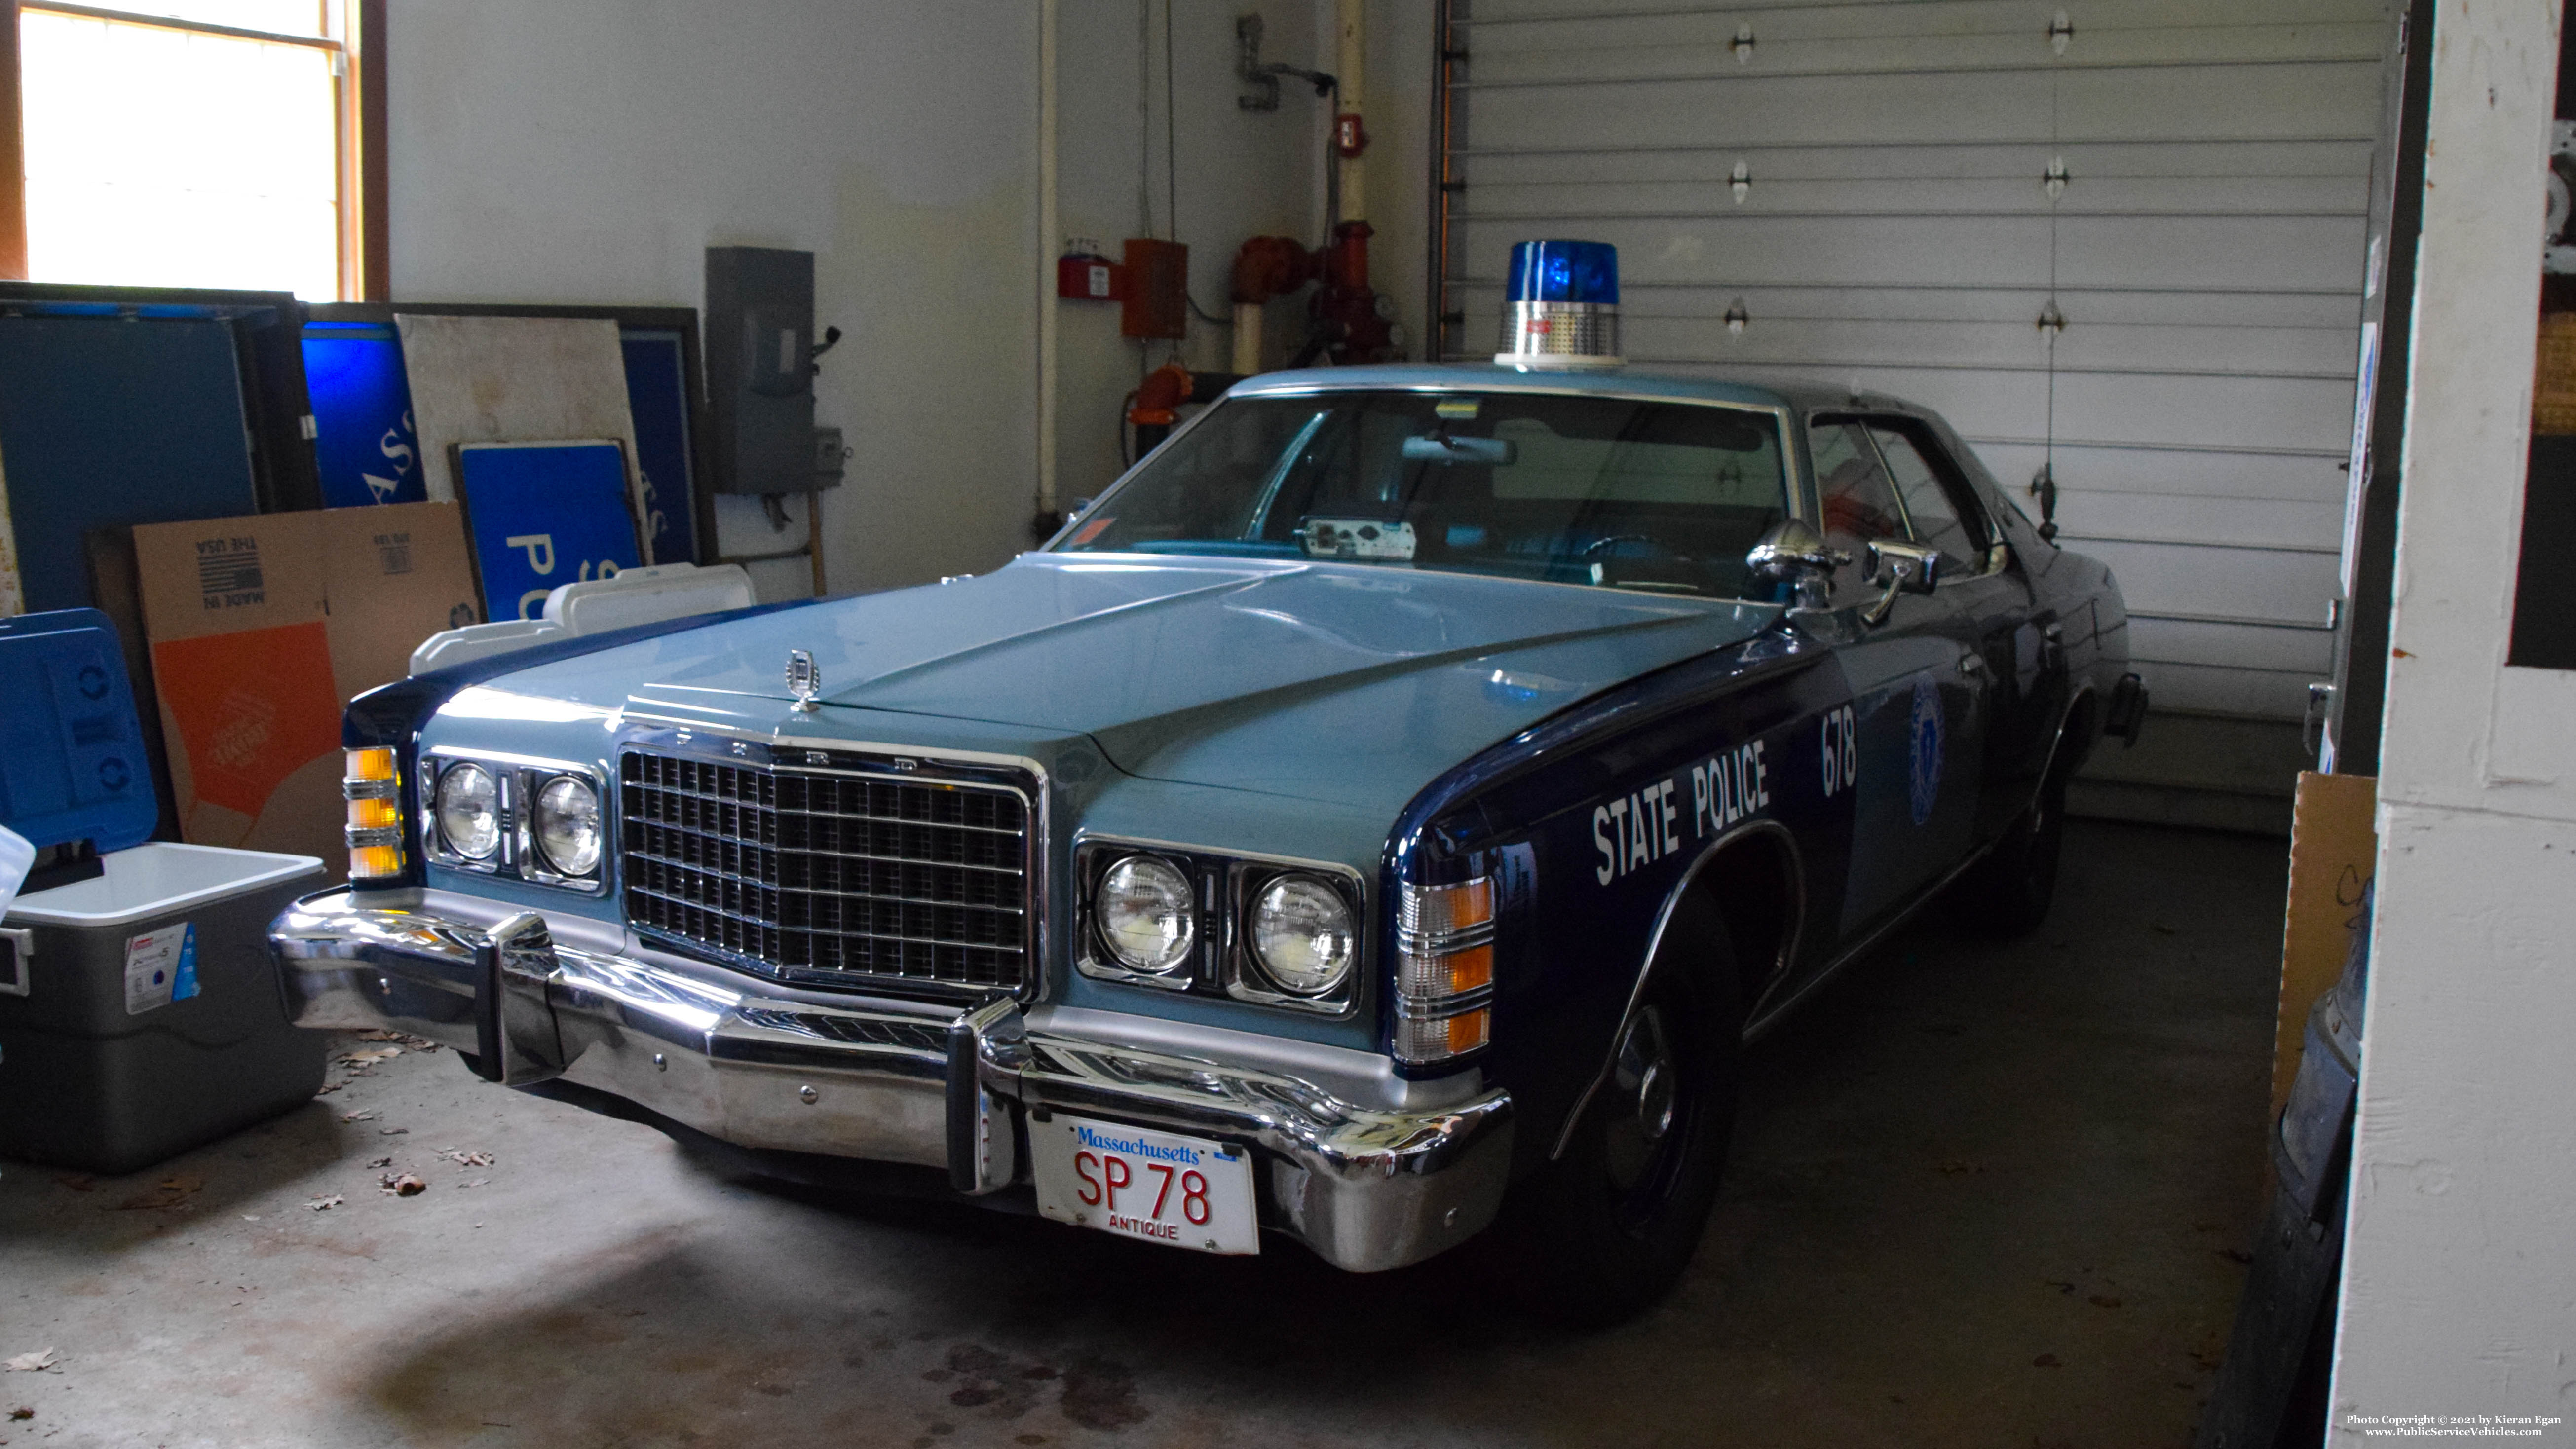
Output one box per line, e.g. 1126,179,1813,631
1957,653,1986,678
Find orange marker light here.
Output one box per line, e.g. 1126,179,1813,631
1444,943,1494,995
1445,1009,1492,1056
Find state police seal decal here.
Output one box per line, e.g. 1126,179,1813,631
1907,674,1943,826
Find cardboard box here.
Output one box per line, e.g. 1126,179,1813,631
130,502,479,873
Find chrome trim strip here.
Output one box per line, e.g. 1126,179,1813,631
268,888,1511,1273
1391,982,1497,1020
1395,920,1496,955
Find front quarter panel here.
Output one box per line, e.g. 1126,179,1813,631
1390,629,1857,1176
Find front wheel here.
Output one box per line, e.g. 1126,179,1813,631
1498,916,1741,1325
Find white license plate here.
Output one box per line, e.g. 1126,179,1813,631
1030,1114,1259,1256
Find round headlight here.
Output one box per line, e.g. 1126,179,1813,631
533,775,603,877
433,763,500,861
1250,874,1355,997
1096,855,1196,974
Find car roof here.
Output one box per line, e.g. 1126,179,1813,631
1226,362,1926,419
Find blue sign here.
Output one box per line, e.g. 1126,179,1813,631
302,322,423,508
620,330,699,567
455,442,644,621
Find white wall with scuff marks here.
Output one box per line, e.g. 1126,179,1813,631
2330,0,2576,1433
385,0,1040,601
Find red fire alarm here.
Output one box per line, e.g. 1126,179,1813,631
1057,250,1120,300
1334,113,1369,159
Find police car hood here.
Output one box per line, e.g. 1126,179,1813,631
510,554,1778,809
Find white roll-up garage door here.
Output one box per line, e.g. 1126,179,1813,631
1435,0,2396,824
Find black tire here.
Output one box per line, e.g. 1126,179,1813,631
1499,905,1742,1326
1952,760,2068,938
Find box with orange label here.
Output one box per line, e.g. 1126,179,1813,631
130,503,479,875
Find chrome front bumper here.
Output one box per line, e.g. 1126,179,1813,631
268,888,1514,1273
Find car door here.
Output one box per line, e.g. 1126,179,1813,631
1867,417,2056,845
1807,416,1988,938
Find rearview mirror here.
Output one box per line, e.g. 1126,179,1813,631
1401,435,1517,466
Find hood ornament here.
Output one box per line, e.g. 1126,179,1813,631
786,649,821,712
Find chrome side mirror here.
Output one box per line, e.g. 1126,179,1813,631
1861,539,1940,625
1745,519,1850,610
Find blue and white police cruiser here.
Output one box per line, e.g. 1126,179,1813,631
273,242,2144,1321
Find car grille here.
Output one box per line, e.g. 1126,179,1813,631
618,750,1032,995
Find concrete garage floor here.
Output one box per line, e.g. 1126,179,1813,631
0,820,2285,1449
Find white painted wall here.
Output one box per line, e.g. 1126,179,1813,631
1049,0,1323,507
388,1,1385,590
385,0,1040,601
2330,0,2576,1433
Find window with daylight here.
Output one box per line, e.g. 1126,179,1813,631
1,0,384,298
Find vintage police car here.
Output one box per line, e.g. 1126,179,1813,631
273,361,2142,1321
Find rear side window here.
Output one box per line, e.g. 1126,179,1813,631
1810,420,1906,550
1869,423,1989,574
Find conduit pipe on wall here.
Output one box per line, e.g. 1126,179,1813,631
1034,0,1060,538
1336,0,1365,224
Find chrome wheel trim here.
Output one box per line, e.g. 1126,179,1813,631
1603,1004,1680,1195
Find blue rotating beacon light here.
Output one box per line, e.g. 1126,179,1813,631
1497,239,1623,369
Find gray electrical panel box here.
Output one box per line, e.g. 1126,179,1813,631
704,246,816,495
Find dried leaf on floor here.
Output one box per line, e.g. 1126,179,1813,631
2088,1295,2122,1309
5,1405,26,1419
2043,1279,2075,1294
1,1350,55,1373
306,1196,344,1212
313,1083,343,1096
2032,1353,2062,1368
379,1174,427,1197
113,1174,204,1211
342,1046,402,1065
461,1178,490,1189
442,1150,494,1168
377,1127,409,1136
341,1110,378,1123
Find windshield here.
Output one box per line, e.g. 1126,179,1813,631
1054,390,1791,599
